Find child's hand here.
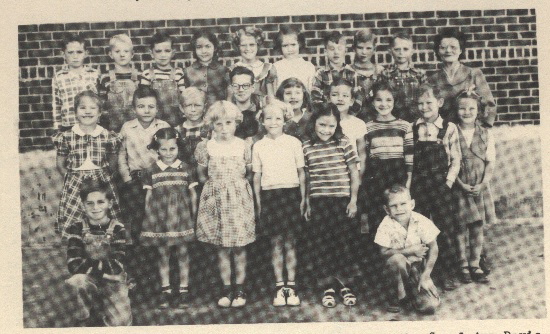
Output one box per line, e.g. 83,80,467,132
300,199,307,217
445,179,454,189
346,201,357,218
304,203,311,221
470,184,484,197
410,244,429,258
418,274,439,298
255,204,261,222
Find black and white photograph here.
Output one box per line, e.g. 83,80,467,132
3,0,549,332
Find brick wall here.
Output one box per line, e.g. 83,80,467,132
18,8,538,151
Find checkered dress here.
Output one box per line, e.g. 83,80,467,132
52,125,123,237
195,139,255,247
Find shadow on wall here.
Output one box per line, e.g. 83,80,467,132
18,125,543,246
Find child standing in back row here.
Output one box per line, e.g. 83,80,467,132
140,32,186,127
195,101,256,308
98,34,139,132
453,88,496,284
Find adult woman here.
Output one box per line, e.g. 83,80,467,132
427,28,497,127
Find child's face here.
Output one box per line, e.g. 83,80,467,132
438,37,462,64
239,35,258,62
354,41,374,64
134,96,158,125
83,191,112,223
391,38,414,65
283,86,304,111
63,42,87,69
281,34,300,59
417,91,443,123
109,42,133,67
315,114,337,142
196,37,215,64
457,97,479,126
262,108,285,136
329,85,354,113
76,96,101,127
231,74,254,104
384,191,415,225
213,117,237,140
182,95,205,123
151,41,175,69
373,90,395,119
325,39,346,66
157,138,178,165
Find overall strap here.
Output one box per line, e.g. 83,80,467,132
437,119,449,141
105,219,117,236
412,121,420,143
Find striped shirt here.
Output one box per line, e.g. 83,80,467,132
139,65,186,89
364,119,414,170
303,137,357,197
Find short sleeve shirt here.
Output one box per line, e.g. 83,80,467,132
252,134,305,190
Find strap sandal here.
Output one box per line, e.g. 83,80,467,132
340,287,357,306
322,288,337,308
470,267,489,284
459,266,472,284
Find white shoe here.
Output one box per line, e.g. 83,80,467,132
217,291,233,308
273,287,287,307
231,290,246,308
285,287,301,306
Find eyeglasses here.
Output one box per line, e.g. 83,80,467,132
231,83,252,91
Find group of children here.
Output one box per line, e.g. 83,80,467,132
51,26,496,326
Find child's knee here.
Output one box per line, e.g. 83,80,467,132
386,254,408,271
65,274,92,289
414,293,440,314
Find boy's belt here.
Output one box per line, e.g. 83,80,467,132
130,170,143,180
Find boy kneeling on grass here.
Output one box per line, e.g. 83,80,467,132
65,179,132,327
374,184,440,314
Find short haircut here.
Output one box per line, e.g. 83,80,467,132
353,29,377,48
369,80,395,99
74,90,102,111
390,32,413,47
190,30,221,60
324,31,345,47
433,27,467,61
149,31,174,50
79,178,113,202
330,78,354,95
417,83,441,100
383,184,411,205
304,102,345,144
132,86,159,108
181,86,206,105
230,66,255,83
275,77,314,113
232,26,264,49
204,101,243,129
274,25,305,53
61,32,87,50
147,127,185,151
109,34,134,51
260,99,292,122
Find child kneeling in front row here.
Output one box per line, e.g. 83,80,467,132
65,179,132,327
374,184,440,314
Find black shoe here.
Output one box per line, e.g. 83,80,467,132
479,254,492,275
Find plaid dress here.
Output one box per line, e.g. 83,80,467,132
195,138,255,247
52,124,123,237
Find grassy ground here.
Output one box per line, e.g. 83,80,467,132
22,221,545,327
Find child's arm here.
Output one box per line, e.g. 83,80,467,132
418,239,439,296
471,160,494,196
356,136,368,180
346,159,359,218
188,185,198,219
380,244,429,259
304,168,311,221
473,69,497,127
297,167,307,217
404,122,414,189
445,123,462,189
104,221,127,279
117,139,132,183
266,65,277,104
197,165,208,184
107,153,118,177
51,74,62,130
253,172,262,220
56,155,68,176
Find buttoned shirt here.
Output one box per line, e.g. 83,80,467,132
311,63,357,103
184,60,230,106
414,116,461,184
52,65,99,128
374,211,440,263
118,118,170,182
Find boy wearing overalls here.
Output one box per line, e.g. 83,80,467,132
64,179,131,327
411,84,461,291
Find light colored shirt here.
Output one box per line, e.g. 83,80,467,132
414,116,462,184
374,211,440,263
340,115,366,159
459,127,496,162
273,58,316,92
118,118,170,182
252,134,305,190
364,119,414,169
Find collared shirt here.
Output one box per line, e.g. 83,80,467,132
231,60,277,97
427,63,497,126
52,65,100,128
379,63,427,122
414,116,462,184
177,121,209,139
311,63,357,103
253,134,305,190
273,57,316,91
374,211,440,262
118,118,170,182
52,124,121,170
143,159,198,190
184,60,230,106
